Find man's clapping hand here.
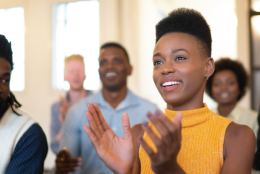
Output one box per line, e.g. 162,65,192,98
55,149,82,174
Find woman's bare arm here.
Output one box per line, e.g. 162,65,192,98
221,122,256,174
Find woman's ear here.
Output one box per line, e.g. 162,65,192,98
205,57,215,79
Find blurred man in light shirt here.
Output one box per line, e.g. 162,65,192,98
50,54,92,154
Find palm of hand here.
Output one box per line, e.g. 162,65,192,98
84,103,135,174
96,129,135,173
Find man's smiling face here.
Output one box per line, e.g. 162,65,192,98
98,46,132,92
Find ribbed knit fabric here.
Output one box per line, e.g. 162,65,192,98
139,104,233,174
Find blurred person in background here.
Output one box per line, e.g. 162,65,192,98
206,58,259,174
51,54,92,154
54,42,158,174
0,35,48,173
205,58,258,135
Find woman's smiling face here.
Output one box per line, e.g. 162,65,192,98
153,32,214,111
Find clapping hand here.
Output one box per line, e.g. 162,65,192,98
55,149,82,174
139,111,185,174
84,103,135,174
58,96,70,124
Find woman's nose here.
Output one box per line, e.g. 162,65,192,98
220,83,228,89
161,64,175,75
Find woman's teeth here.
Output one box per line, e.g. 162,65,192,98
220,93,229,98
105,72,117,77
162,81,180,87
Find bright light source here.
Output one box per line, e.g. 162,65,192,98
252,16,260,34
52,1,100,90
254,1,260,11
0,7,25,91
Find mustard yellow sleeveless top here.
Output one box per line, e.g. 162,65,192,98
139,104,233,174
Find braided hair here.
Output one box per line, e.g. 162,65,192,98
0,35,22,115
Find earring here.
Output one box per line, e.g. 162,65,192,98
205,76,209,81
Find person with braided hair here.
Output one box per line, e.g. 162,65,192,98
0,34,48,173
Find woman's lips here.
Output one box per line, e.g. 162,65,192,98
161,81,181,92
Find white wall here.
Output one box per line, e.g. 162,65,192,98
0,0,252,169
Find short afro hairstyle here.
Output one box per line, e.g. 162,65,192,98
100,42,130,63
156,8,212,57
0,34,13,70
205,58,248,101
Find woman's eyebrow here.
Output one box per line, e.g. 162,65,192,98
153,52,161,57
3,72,10,76
171,49,189,54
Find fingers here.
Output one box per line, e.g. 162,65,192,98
85,109,102,139
141,121,165,155
138,137,156,159
174,112,182,130
156,111,182,143
140,111,182,158
88,103,104,135
83,125,101,150
93,102,110,131
121,113,132,140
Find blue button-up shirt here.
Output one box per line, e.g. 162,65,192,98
60,90,158,174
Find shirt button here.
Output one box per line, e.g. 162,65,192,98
112,127,117,131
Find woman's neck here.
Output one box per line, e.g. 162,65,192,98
167,91,205,111
217,102,237,117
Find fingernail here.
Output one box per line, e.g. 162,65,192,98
155,110,161,117
142,122,148,127
146,112,152,118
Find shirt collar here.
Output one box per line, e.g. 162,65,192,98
214,104,241,122
227,104,241,122
96,89,140,111
66,90,92,104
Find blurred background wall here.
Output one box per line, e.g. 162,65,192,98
0,0,255,169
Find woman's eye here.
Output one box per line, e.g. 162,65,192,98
154,61,163,66
228,81,235,85
114,59,121,64
175,56,186,61
213,83,220,87
2,79,10,83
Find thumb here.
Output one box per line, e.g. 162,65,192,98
174,112,182,130
64,149,71,158
121,112,132,140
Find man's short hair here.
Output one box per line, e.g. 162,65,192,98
64,54,85,71
205,58,248,101
0,35,13,70
155,8,212,57
100,42,130,63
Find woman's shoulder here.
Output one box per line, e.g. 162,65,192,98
221,122,255,173
224,122,255,158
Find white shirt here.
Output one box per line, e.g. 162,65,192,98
211,104,258,136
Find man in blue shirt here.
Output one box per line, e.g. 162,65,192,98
55,43,158,174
